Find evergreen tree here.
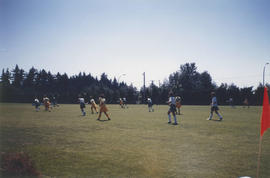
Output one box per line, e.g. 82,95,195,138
1,69,11,87
12,65,24,88
24,67,37,88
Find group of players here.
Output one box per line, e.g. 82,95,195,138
33,91,225,125
119,98,128,109
78,94,111,121
146,96,182,114
33,95,59,112
76,92,185,125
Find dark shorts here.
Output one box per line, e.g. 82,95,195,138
211,106,219,112
169,104,176,112
148,103,153,107
80,103,85,109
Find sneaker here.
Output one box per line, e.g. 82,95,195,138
206,118,212,120
173,123,178,125
108,118,111,120
219,118,223,121
168,121,171,124
97,118,100,120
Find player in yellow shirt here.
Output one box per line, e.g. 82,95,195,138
90,98,98,114
243,98,249,108
175,96,182,115
119,98,124,108
97,94,111,121
43,96,51,112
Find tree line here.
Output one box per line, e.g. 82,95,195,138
0,63,267,105
140,63,266,105
0,65,137,104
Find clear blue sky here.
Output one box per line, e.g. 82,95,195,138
1,0,270,89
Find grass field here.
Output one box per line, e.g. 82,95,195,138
0,103,270,177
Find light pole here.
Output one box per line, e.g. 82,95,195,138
118,74,126,84
263,62,269,86
143,72,145,103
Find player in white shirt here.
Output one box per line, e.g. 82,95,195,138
123,97,128,108
147,98,154,112
207,92,223,121
78,96,86,116
167,92,178,125
34,98,40,112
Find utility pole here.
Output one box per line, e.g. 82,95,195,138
263,62,269,86
150,80,155,99
143,72,145,103
118,74,126,85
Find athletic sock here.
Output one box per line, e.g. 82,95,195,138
209,113,213,120
168,114,171,122
173,115,177,123
217,113,222,119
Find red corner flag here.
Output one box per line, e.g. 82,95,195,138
261,87,270,137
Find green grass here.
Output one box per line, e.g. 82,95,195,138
0,103,269,177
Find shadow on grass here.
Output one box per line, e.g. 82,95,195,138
97,119,110,122
211,119,222,122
